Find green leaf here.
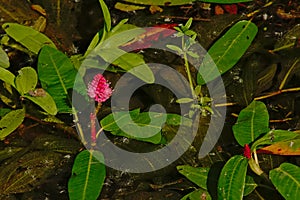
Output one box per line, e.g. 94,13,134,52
2,23,56,54
252,129,299,150
166,44,184,55
97,48,154,83
232,101,270,146
181,188,212,200
0,67,16,87
176,98,194,104
38,46,77,113
99,0,111,31
115,2,146,12
0,108,25,140
197,20,258,85
0,47,9,68
269,163,300,200
218,155,248,200
177,165,209,189
15,67,38,95
0,108,11,117
68,150,106,200
24,92,58,115
201,0,252,3
244,175,257,196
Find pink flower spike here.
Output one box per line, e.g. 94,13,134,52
87,74,112,103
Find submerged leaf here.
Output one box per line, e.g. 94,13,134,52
68,150,106,200
2,23,56,54
197,20,258,85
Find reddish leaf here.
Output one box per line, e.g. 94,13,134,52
215,5,224,15
257,139,300,156
121,24,178,52
223,4,238,14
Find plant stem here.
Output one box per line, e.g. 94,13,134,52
72,106,87,145
182,37,195,97
254,87,300,100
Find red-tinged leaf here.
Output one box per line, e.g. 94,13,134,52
223,4,238,14
257,139,300,156
215,5,224,15
121,25,177,51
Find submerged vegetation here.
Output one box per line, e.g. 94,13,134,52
0,0,300,199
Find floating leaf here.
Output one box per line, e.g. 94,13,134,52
197,20,258,85
24,92,58,115
0,108,25,140
181,188,212,200
0,151,62,194
2,23,56,54
0,47,9,68
68,150,106,200
177,165,209,189
0,67,16,87
218,155,248,200
269,163,300,200
15,67,38,95
232,101,269,146
38,46,77,113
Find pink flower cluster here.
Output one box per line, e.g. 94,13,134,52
87,74,112,103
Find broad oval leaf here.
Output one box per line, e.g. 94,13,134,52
0,67,16,87
15,67,38,95
218,155,248,200
257,139,300,156
24,91,58,115
68,150,106,200
197,20,258,85
232,101,270,146
0,47,9,68
0,108,25,140
2,23,56,54
38,46,77,113
177,165,209,189
269,163,300,200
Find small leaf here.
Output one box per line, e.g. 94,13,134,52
187,50,199,58
181,188,212,200
0,108,25,140
218,155,248,200
166,44,183,54
0,47,9,68
24,92,58,115
68,150,106,200
176,98,194,104
197,20,258,85
15,67,38,95
2,23,56,54
0,67,16,87
269,163,300,200
38,46,77,113
177,165,209,189
244,176,257,196
232,101,269,146
114,2,146,12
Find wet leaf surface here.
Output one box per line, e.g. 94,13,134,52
0,151,63,194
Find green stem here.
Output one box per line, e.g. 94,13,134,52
182,37,195,97
72,106,87,145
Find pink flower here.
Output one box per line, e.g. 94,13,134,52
87,74,112,103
